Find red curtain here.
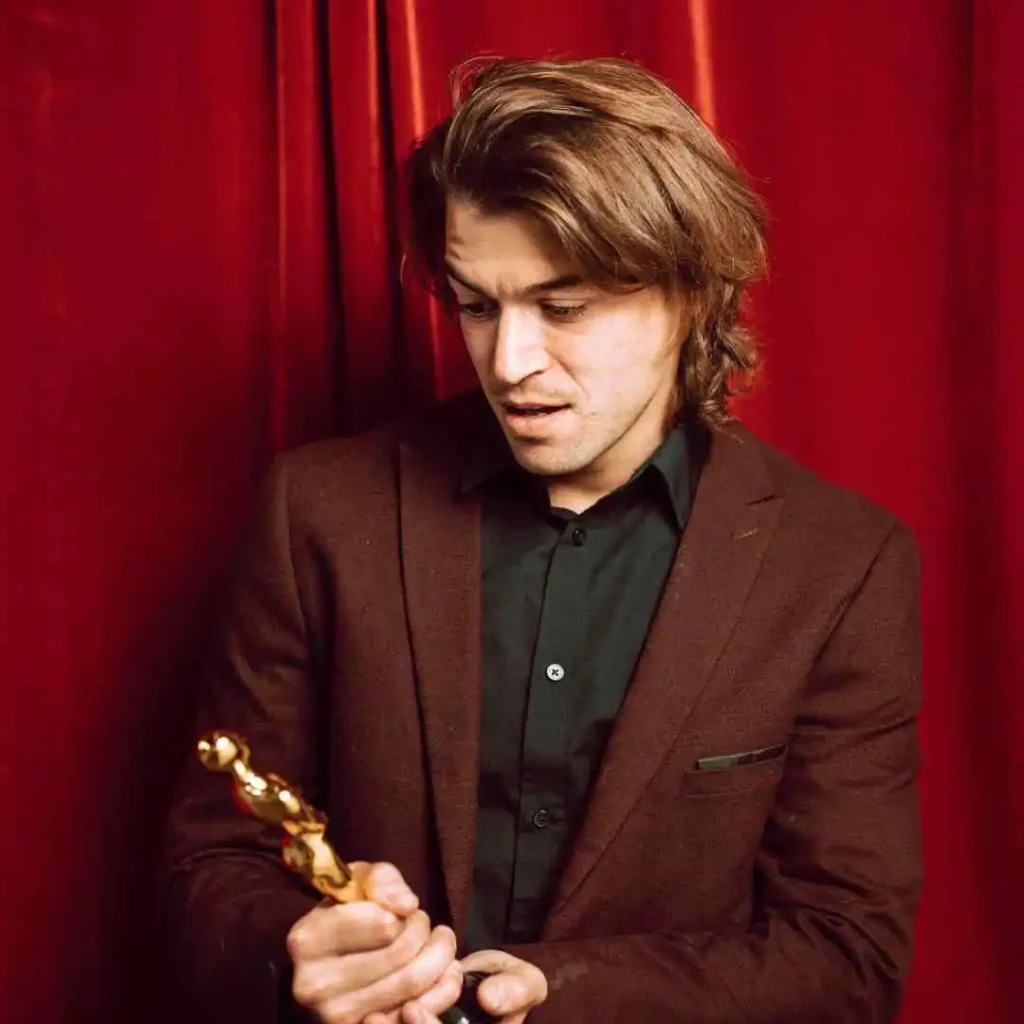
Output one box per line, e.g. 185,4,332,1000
2,1,1020,1021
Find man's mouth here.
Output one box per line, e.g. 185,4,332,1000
500,401,572,434
503,403,569,416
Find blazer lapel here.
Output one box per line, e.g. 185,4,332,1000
398,413,482,941
545,425,783,934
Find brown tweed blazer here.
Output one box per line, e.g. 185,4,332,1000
159,390,922,1023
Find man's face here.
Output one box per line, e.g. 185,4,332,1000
445,198,686,505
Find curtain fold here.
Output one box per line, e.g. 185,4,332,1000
2,1,1020,1021
953,0,1024,1014
270,0,335,447
325,0,418,429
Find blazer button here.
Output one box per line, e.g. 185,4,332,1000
531,808,550,829
545,663,565,681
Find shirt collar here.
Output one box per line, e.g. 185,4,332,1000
458,410,694,531
642,422,692,530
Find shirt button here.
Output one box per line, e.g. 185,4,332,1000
572,527,587,546
545,663,565,681
531,808,550,829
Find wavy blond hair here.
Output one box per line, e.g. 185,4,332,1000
404,57,767,426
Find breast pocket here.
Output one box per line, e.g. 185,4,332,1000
602,742,788,931
681,744,788,797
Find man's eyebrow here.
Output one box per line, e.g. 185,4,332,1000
444,260,584,298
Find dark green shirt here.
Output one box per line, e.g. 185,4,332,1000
461,421,696,949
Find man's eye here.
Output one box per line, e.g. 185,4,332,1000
542,303,587,321
458,301,496,321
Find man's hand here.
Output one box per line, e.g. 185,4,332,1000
400,949,548,1024
286,862,462,1024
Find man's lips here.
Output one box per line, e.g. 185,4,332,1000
502,401,570,412
499,402,572,435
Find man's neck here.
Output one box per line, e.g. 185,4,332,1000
546,431,669,514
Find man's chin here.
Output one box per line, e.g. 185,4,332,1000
508,441,590,479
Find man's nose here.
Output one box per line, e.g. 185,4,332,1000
491,308,549,384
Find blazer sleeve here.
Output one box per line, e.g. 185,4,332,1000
505,522,924,1024
156,457,323,1022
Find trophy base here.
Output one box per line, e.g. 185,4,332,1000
440,971,497,1024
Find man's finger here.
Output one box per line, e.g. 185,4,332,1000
477,973,530,1018
400,1003,439,1024
315,924,457,1022
458,950,547,1018
287,901,400,960
363,861,420,916
401,958,464,1020
362,1012,402,1024
291,911,431,1005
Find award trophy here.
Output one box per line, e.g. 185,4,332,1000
197,731,496,1024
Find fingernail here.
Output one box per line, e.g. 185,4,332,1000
385,889,416,911
487,983,507,1013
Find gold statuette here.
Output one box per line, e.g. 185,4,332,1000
197,730,496,1024
197,730,363,903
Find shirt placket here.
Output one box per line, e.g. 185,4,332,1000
505,516,590,940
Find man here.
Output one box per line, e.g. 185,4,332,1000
159,58,922,1024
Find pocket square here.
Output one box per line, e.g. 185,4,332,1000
695,743,787,772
